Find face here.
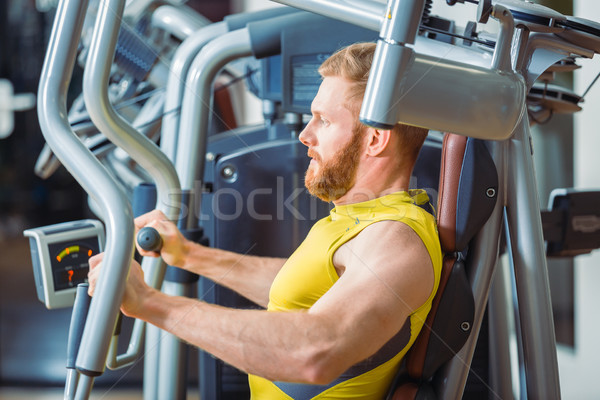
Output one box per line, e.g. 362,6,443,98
299,77,365,202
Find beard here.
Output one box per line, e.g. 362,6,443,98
304,125,365,202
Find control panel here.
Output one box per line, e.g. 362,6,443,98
24,220,104,309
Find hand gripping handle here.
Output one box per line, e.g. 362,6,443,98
137,227,163,252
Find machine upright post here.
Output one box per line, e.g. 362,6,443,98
488,250,522,399
359,0,425,129
504,118,561,399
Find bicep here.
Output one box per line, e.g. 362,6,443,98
308,221,435,365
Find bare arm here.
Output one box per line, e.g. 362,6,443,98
135,209,286,307
182,242,286,307
90,219,434,384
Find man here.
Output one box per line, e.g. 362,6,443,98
88,42,442,399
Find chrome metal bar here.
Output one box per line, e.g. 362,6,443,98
505,118,561,399
73,375,94,400
161,21,228,163
151,5,211,40
83,0,181,231
144,324,161,400
269,0,383,31
488,254,521,400
176,28,253,192
64,369,79,400
360,0,425,129
491,5,515,71
157,281,196,400
37,0,133,391
82,3,183,397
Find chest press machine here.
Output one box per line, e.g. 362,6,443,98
30,0,600,399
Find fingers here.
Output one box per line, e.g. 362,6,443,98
134,210,170,257
133,209,187,267
87,253,104,297
134,209,168,233
88,252,104,270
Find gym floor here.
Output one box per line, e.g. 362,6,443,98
0,387,145,400
0,388,201,399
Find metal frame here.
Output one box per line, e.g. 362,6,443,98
37,0,133,398
36,0,600,399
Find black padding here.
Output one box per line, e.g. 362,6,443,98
132,183,157,218
421,259,474,379
455,139,498,250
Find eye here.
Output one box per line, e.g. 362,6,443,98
320,117,330,127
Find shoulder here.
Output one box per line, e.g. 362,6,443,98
331,219,435,315
352,219,429,254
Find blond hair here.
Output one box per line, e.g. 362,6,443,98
318,42,428,167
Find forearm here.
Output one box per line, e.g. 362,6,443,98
135,209,285,306
180,241,286,307
137,290,341,383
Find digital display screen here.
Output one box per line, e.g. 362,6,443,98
48,236,100,291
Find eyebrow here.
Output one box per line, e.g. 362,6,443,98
310,107,324,117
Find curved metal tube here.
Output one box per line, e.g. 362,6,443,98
37,0,133,383
83,0,181,287
270,0,384,31
82,0,182,369
176,28,253,192
491,5,516,72
151,4,211,41
161,21,228,163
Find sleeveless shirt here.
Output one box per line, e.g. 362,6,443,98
248,190,442,399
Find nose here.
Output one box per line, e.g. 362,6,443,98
298,118,315,147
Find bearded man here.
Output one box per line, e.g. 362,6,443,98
88,42,442,399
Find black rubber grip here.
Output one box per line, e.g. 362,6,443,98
66,284,91,369
137,226,162,252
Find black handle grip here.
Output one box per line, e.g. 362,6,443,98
66,283,91,369
137,226,162,252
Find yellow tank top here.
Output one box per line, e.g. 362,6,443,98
248,190,442,399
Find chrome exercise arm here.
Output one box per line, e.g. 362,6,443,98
37,0,133,396
83,0,181,287
82,0,185,372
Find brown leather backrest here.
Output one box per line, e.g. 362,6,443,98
405,255,456,378
436,134,468,253
391,133,477,398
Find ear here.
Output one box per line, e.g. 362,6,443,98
364,128,392,157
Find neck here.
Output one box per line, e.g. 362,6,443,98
332,163,411,206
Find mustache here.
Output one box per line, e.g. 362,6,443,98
307,149,321,162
